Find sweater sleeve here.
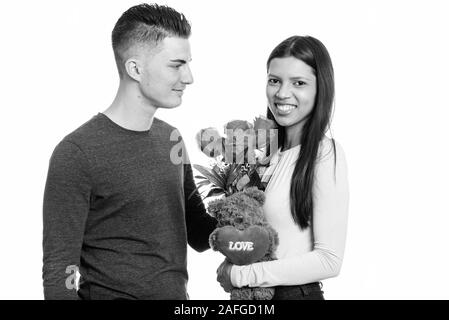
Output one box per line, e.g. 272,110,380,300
230,141,349,287
184,163,218,252
42,140,91,299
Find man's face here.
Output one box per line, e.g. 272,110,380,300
139,37,193,109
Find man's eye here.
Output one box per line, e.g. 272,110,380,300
172,65,182,69
268,78,279,85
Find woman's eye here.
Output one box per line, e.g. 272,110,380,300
268,78,279,85
294,81,306,86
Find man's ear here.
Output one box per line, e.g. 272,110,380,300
124,58,141,82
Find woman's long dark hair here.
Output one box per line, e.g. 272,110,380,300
267,36,336,230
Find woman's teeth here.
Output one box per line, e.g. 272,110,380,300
276,104,297,113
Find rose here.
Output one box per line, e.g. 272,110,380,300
253,116,277,149
253,116,277,131
196,127,224,158
223,131,256,165
194,116,277,197
221,118,278,164
224,120,253,131
223,120,257,164
195,117,278,165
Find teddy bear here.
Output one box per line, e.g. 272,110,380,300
207,187,279,300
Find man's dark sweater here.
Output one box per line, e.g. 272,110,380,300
43,113,217,299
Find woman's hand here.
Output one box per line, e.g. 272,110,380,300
216,259,234,292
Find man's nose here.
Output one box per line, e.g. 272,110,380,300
182,65,194,85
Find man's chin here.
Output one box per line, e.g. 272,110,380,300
159,103,181,109
153,99,182,109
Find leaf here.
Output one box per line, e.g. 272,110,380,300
209,166,228,189
206,188,225,198
187,185,202,201
225,163,241,188
236,174,251,191
212,164,225,178
197,180,212,188
193,164,226,190
245,168,263,189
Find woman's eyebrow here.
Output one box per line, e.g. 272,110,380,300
290,76,312,81
268,73,313,81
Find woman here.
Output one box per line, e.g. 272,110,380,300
216,35,349,300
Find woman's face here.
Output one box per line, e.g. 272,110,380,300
266,56,317,133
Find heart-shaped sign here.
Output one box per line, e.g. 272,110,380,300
214,225,270,265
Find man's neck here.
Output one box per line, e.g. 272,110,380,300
103,83,157,131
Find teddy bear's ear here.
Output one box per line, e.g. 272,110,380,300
207,198,225,218
242,187,265,205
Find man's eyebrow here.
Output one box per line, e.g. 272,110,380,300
169,58,192,64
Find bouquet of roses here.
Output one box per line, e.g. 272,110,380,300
194,116,278,198
194,116,280,300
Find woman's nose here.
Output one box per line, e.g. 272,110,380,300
275,85,291,99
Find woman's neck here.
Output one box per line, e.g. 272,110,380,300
283,124,303,150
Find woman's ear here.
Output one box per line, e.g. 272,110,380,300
124,58,141,82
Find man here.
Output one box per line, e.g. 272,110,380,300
43,3,217,300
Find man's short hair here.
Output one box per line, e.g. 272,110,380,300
112,3,191,78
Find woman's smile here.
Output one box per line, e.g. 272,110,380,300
275,103,298,115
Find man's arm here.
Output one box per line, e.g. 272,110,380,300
184,164,217,252
43,140,91,299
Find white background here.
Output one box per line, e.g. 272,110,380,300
1,0,448,299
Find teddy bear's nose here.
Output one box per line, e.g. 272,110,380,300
235,216,243,224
